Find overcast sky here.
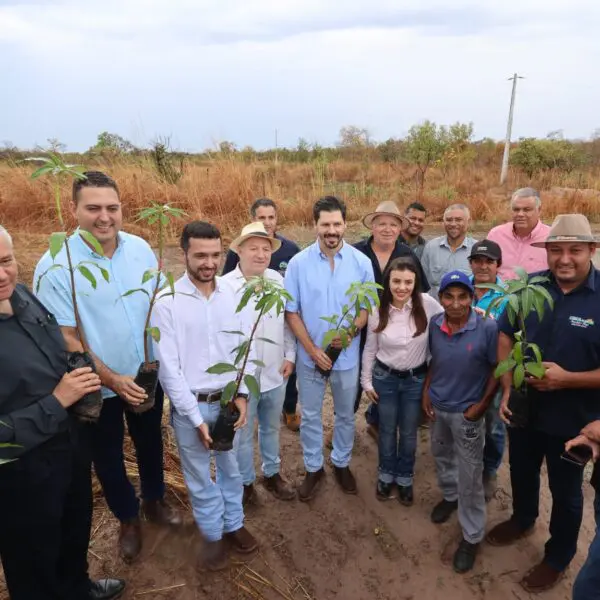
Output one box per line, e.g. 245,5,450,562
1,0,599,152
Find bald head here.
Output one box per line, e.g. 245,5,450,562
0,226,12,248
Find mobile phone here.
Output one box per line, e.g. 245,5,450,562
561,445,593,466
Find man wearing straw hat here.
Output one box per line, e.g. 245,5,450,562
354,201,430,439
487,214,600,593
222,222,296,506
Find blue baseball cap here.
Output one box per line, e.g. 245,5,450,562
439,270,474,295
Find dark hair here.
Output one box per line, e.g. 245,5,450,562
250,197,277,217
180,221,221,252
405,202,427,214
313,195,346,223
73,171,120,204
375,257,428,337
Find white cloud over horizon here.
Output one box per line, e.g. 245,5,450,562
1,0,599,151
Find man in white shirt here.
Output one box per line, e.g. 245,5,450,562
151,221,258,571
222,222,296,505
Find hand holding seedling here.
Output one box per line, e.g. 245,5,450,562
365,389,379,404
581,420,600,443
525,362,568,391
233,397,248,430
197,423,213,450
53,368,102,408
310,346,333,371
109,374,147,406
280,360,295,379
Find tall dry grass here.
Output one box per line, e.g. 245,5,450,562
1,158,600,246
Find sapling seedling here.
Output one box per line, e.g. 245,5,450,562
121,201,186,413
318,281,382,377
206,275,292,451
477,266,554,427
28,153,108,422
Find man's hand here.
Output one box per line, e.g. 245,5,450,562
310,346,333,372
233,396,248,431
197,423,212,450
499,390,512,425
565,434,600,462
53,367,102,408
330,335,343,350
365,389,379,404
422,390,435,421
280,360,295,379
581,420,600,444
526,362,570,391
109,374,148,406
463,401,486,422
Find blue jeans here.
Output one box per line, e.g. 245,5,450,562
296,360,359,472
172,404,244,542
483,391,506,476
372,366,424,487
235,383,286,484
573,492,600,600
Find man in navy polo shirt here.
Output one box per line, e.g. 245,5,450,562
487,214,600,593
422,270,498,574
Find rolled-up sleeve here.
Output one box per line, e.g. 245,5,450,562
33,255,76,328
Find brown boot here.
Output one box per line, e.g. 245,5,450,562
520,562,564,593
486,518,534,547
224,526,258,554
242,484,255,506
263,473,295,501
141,499,183,526
298,468,325,502
119,518,142,563
282,412,301,432
333,466,357,495
198,539,228,572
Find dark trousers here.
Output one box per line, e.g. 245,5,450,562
0,426,93,600
573,492,600,600
92,384,165,522
508,426,584,571
282,372,299,415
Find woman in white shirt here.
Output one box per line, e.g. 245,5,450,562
362,257,442,504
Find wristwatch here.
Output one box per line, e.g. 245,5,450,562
237,393,249,400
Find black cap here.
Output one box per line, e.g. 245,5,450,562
469,239,502,262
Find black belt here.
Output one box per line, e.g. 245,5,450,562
195,391,222,404
375,359,427,379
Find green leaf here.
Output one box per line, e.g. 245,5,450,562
147,326,161,343
167,272,175,295
122,288,150,299
237,285,255,313
514,267,529,283
532,290,545,322
513,341,523,363
529,275,551,284
521,288,533,318
222,330,246,336
475,282,506,294
322,329,339,349
206,363,238,375
319,316,339,325
506,303,517,327
525,361,545,379
249,359,266,367
35,263,64,293
221,380,237,405
495,358,517,378
513,363,525,389
77,265,97,289
528,343,543,364
507,294,519,316
531,284,554,311
142,269,157,284
233,340,250,365
339,329,351,349
244,374,261,399
79,230,104,256
49,231,66,259
30,164,54,179
255,337,277,344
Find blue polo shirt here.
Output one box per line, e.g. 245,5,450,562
498,267,600,438
428,310,498,412
284,241,375,370
33,231,157,398
472,275,508,319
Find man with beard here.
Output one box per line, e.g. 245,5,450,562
285,196,375,499
34,171,181,563
151,221,258,571
421,204,477,298
0,225,125,600
399,202,428,259
487,214,600,593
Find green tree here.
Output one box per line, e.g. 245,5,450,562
90,131,136,154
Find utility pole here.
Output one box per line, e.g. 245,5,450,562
500,73,524,185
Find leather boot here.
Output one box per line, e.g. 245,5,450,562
119,518,142,563
89,579,126,600
263,473,295,501
242,484,255,506
141,499,182,526
297,468,325,502
224,526,258,554
198,540,229,572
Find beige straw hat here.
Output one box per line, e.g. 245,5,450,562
362,201,407,229
229,222,282,254
531,214,598,247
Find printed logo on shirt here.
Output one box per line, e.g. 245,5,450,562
569,316,595,329
278,261,288,275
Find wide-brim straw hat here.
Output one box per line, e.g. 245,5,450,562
362,200,408,229
531,214,598,247
230,221,282,254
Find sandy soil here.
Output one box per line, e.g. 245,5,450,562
2,224,599,600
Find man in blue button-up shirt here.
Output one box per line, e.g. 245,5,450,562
285,196,374,500
34,171,181,563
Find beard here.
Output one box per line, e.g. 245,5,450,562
186,261,217,284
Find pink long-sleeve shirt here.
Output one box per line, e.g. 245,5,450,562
487,220,551,280
361,294,443,391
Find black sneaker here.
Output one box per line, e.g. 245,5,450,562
397,484,414,506
376,480,393,501
453,539,479,573
430,499,458,524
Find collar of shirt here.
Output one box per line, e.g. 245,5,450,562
511,219,546,242
440,236,469,250
178,272,228,299
398,234,426,247
71,228,127,259
435,309,477,336
544,265,597,294
390,299,413,314
312,239,350,261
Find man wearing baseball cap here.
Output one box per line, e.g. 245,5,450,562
422,270,499,574
468,240,508,502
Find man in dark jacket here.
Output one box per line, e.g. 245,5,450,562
0,226,125,600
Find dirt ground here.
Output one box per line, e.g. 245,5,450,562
2,223,599,600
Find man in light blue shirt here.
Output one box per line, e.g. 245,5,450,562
285,196,374,500
34,171,181,563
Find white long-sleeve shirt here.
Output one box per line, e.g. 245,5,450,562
151,273,254,428
221,266,296,393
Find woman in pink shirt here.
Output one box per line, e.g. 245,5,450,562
362,257,442,504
